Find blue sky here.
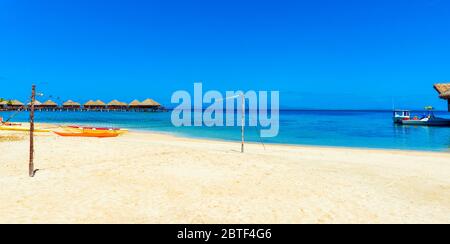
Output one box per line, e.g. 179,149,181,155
1,0,449,109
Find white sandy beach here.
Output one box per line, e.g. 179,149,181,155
1,126,450,224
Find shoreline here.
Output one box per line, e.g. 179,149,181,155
133,129,450,155
35,122,450,154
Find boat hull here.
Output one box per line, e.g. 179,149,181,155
53,131,120,138
401,119,450,127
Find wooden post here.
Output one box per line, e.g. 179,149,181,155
241,94,245,153
29,85,36,177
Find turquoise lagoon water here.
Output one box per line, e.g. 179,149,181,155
1,110,450,152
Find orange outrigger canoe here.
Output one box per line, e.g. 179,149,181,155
53,131,120,138
64,125,129,134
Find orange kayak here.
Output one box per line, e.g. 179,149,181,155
65,126,129,134
53,131,119,138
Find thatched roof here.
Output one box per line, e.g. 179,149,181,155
95,100,106,106
434,83,450,99
84,100,96,106
63,100,81,106
129,99,141,106
141,98,161,107
27,100,42,106
434,83,450,94
441,90,450,99
10,100,24,106
42,100,58,106
0,100,7,105
84,100,106,107
108,100,127,106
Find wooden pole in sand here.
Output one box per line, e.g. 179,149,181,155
29,85,36,177
241,94,245,153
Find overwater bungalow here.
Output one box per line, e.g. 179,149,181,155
140,98,161,111
62,100,81,111
27,100,43,110
84,100,107,111
107,100,128,111
129,99,142,112
434,83,450,111
7,100,25,111
0,100,7,111
83,100,96,109
95,100,106,110
41,100,59,111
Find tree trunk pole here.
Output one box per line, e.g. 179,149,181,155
29,85,36,177
241,94,245,153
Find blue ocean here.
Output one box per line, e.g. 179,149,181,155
2,110,450,152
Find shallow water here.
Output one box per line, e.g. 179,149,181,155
2,110,450,152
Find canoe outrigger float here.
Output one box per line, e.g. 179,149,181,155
393,107,450,127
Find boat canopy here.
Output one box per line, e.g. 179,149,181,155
393,110,410,116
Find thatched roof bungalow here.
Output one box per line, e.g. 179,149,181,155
84,100,106,110
107,100,128,110
128,99,143,111
42,100,58,108
8,100,24,108
129,99,141,107
0,100,7,110
434,83,450,111
128,98,162,111
62,100,81,109
95,100,106,107
140,98,161,108
27,100,43,108
27,100,41,105
83,100,96,108
0,100,25,110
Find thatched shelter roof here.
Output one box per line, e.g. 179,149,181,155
42,100,58,106
129,99,141,107
84,100,106,107
0,100,7,105
108,100,127,106
27,100,42,106
63,100,81,106
141,98,161,107
434,83,450,99
441,90,450,99
84,100,96,106
95,100,106,106
434,83,450,94
10,100,24,106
